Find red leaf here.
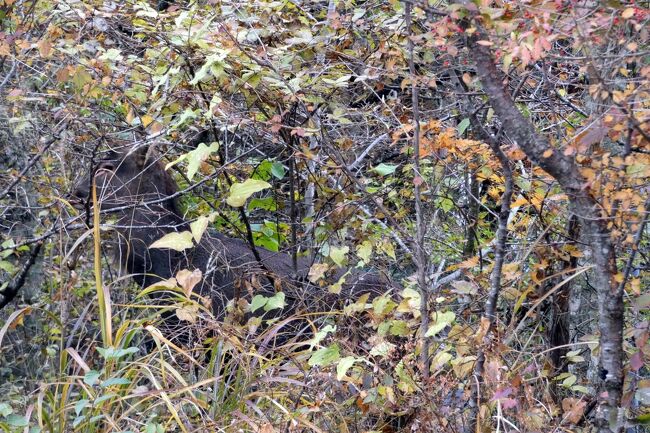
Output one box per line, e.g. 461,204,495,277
491,387,513,401
630,351,644,372
291,127,306,137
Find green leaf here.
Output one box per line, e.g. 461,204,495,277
379,240,396,260
101,377,131,387
271,162,286,179
369,340,395,357
250,295,267,313
173,108,200,128
329,245,349,267
336,356,357,380
189,52,229,85
149,231,194,251
226,179,271,207
356,240,372,263
309,324,336,349
396,360,418,393
389,320,410,336
308,344,340,367
457,118,470,135
0,403,13,417
372,163,397,176
571,385,590,394
0,260,16,273
425,311,456,337
329,271,349,295
145,423,165,433
96,346,139,360
84,370,101,386
322,74,352,88
0,239,14,258
255,234,279,252
254,160,274,181
248,197,277,211
72,68,93,90
440,197,454,213
94,394,116,405
372,295,396,316
72,415,86,428
6,414,28,427
636,413,650,424
186,142,219,181
264,292,285,312
74,400,89,416
99,48,122,62
561,374,577,387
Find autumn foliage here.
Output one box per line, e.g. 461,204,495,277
0,1,648,432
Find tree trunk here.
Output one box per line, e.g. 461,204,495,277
464,26,623,432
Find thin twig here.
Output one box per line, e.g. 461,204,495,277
404,0,430,380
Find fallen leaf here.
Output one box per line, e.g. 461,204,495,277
562,397,587,424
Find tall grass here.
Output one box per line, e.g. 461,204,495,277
92,180,112,348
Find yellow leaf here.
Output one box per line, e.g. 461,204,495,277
510,196,529,208
379,240,396,260
425,311,456,337
542,149,553,158
149,231,194,251
450,355,477,379
475,316,490,341
141,115,154,127
126,108,135,125
308,263,330,283
621,8,634,19
612,91,625,104
176,303,199,323
226,179,271,207
190,216,211,243
329,245,349,267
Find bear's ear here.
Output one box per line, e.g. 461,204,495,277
131,145,150,168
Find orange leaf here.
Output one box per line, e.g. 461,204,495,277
622,8,635,19
562,398,587,424
456,256,479,270
510,196,529,208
